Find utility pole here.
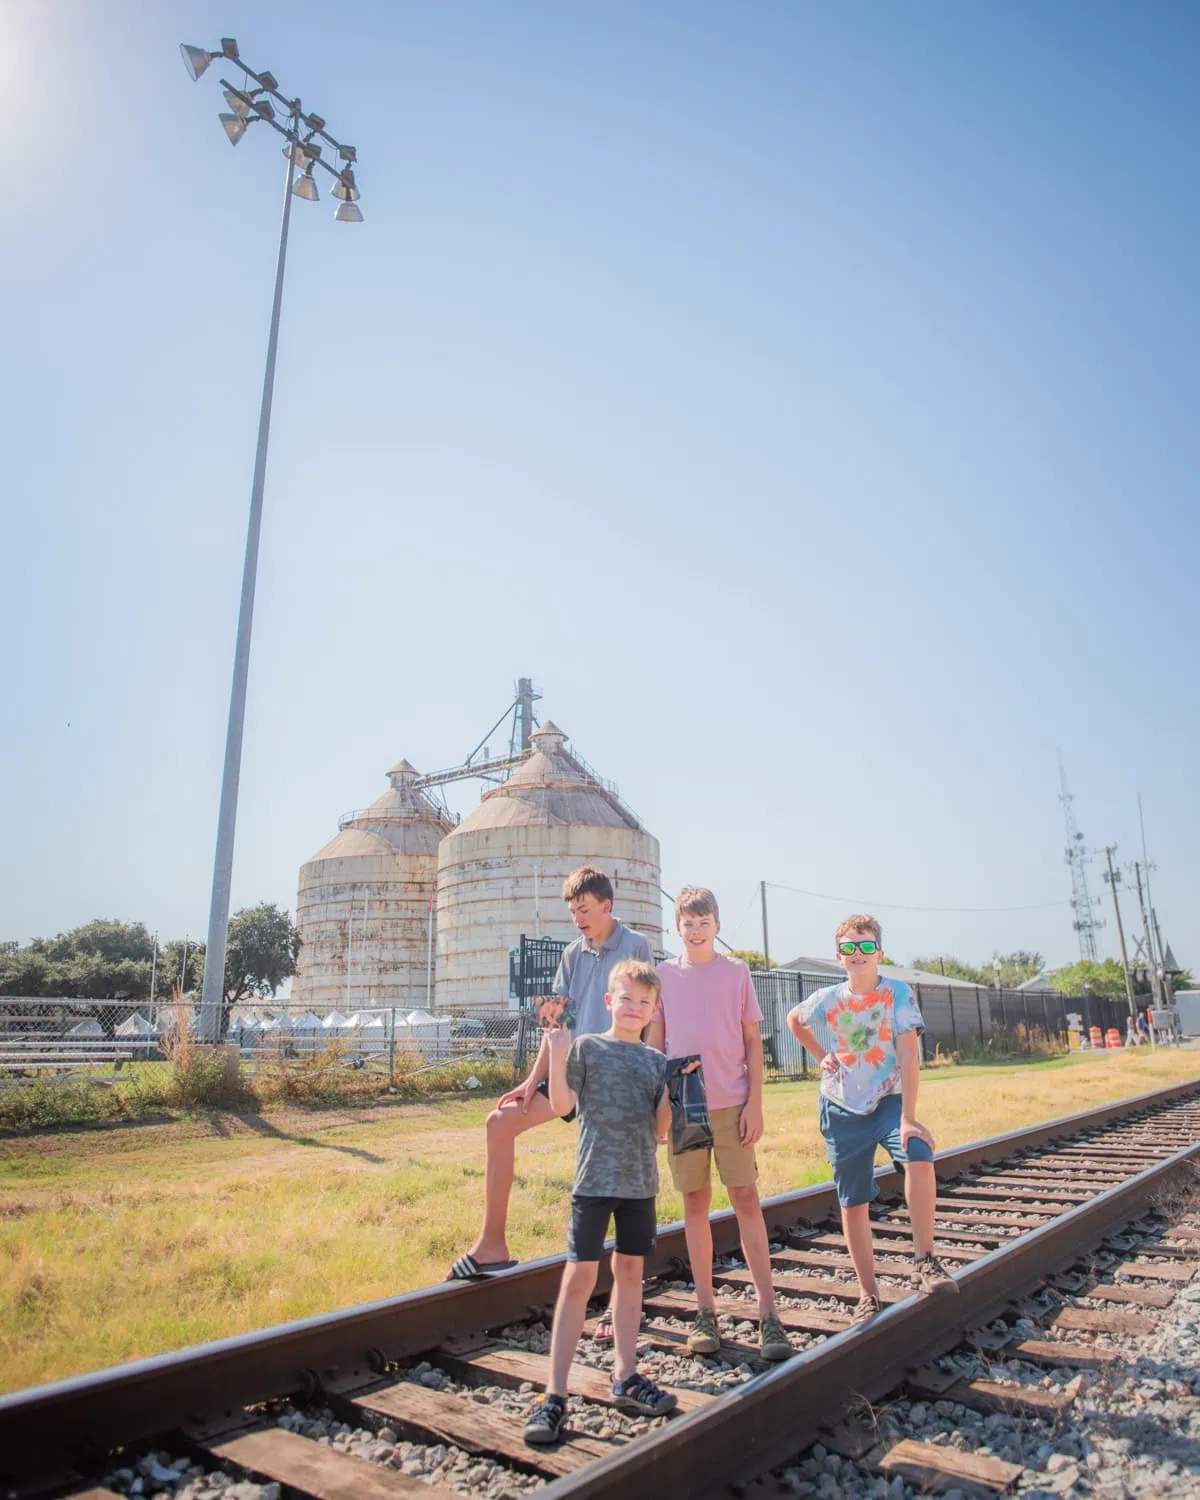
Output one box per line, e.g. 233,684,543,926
1132,862,1160,1009
1101,845,1137,1021
760,881,771,969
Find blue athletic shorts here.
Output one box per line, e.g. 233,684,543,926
819,1092,934,1207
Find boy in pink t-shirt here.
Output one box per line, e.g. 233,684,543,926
647,888,793,1363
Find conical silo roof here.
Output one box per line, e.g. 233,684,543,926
451,721,640,833
307,759,451,861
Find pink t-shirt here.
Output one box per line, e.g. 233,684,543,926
654,953,763,1110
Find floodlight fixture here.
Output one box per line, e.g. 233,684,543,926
180,44,212,81
293,167,319,202
252,98,276,121
224,88,252,118
332,169,359,202
339,145,357,163
219,112,248,146
333,199,364,223
258,71,279,93
304,113,326,132
283,142,312,169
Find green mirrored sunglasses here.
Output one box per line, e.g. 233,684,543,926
838,940,879,955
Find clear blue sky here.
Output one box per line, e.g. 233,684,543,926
2,1,1195,974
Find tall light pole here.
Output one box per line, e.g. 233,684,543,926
181,39,364,1042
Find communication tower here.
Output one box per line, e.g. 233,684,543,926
1058,752,1102,962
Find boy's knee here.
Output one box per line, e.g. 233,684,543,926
485,1105,517,1139
683,1186,713,1214
727,1183,760,1212
562,1260,599,1295
904,1158,936,1181
612,1251,643,1281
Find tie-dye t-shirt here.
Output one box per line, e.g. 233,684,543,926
796,979,924,1115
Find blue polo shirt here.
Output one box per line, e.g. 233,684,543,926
552,922,653,1037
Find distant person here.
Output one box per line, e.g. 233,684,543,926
786,914,957,1328
446,865,651,1282
1136,1010,1150,1044
523,960,677,1445
646,887,793,1362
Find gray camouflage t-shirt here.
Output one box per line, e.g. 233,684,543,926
565,1033,667,1198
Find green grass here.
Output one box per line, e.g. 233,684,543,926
1,1046,1197,1393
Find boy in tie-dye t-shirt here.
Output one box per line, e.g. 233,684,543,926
787,915,958,1329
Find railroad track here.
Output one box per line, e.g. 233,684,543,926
3,1079,1199,1500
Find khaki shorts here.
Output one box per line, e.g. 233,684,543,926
668,1104,758,1193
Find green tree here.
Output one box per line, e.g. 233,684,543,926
1048,959,1128,999
913,955,990,985
991,950,1045,988
0,920,157,999
728,949,774,969
191,902,301,1036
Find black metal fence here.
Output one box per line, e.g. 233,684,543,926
510,935,1133,1082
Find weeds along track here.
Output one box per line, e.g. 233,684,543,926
3,1080,1199,1500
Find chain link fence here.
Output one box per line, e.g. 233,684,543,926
0,943,1141,1112
509,938,1138,1079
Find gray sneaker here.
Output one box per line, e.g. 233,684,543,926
850,1293,882,1328
912,1252,958,1295
759,1312,793,1362
686,1306,721,1355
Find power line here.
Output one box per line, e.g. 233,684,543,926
765,881,1070,915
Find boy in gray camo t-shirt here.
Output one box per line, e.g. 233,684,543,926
523,960,676,1447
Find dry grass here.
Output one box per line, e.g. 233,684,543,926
1,1046,1197,1393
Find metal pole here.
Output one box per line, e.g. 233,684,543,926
179,936,189,997
149,932,158,1009
345,888,355,1012
425,893,435,1009
1102,845,1137,1021
362,887,370,1009
198,122,299,1043
760,881,770,969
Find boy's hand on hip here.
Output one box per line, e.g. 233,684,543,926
900,1115,935,1151
499,1075,539,1112
739,1099,764,1146
820,1053,840,1076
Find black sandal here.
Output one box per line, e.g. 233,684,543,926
445,1252,518,1282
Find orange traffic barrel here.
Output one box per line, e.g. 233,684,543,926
1089,1026,1103,1049
1105,1028,1122,1049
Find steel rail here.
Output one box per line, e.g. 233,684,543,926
536,1133,1200,1500
2,1078,1197,1481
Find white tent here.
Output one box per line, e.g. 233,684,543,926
115,1013,157,1037
68,1019,104,1037
406,1008,452,1060
292,1011,324,1052
346,1011,388,1053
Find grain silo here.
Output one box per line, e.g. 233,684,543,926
435,721,662,1009
293,759,453,1011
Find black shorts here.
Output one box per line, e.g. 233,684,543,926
567,1194,658,1262
536,1076,577,1123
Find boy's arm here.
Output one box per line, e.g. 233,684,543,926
739,1021,764,1145
787,1006,837,1073
547,1030,579,1117
655,1084,671,1141
645,1014,666,1053
897,1030,934,1149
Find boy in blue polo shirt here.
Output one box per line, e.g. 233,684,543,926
787,914,957,1327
